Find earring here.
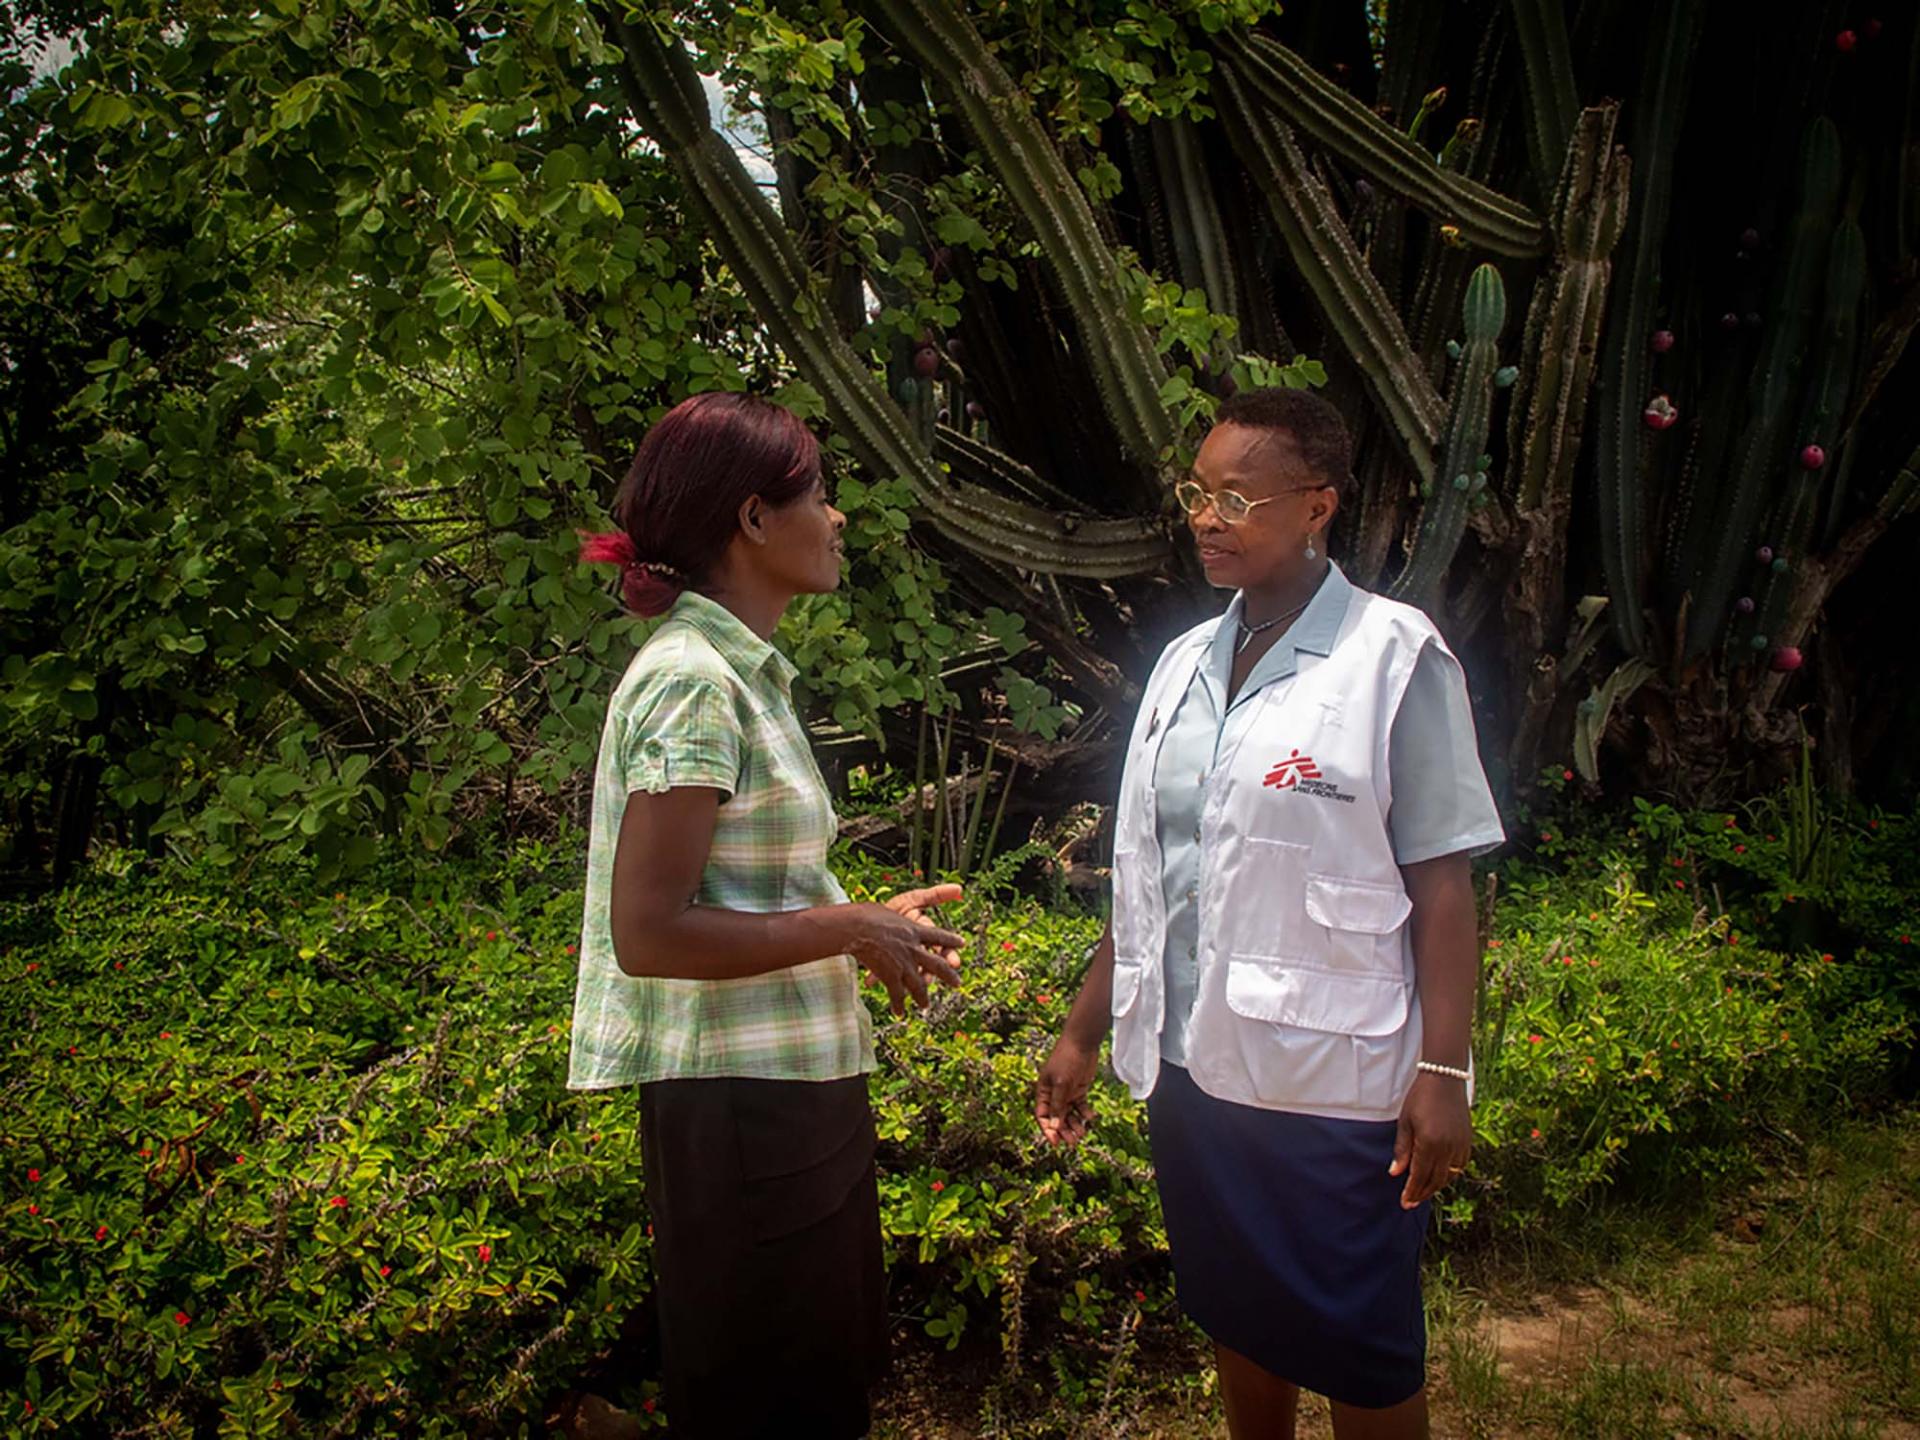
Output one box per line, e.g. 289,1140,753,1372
1305,536,1317,561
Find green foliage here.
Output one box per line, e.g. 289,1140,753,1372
5,793,1914,1428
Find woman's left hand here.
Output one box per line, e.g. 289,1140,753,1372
1388,1072,1472,1210
884,884,965,961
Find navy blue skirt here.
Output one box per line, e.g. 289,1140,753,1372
1147,1062,1431,1409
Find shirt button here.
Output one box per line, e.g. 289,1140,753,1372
1185,886,1198,902
1193,825,1202,842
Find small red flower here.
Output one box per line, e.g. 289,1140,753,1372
138,1148,151,1158
486,931,498,941
24,962,36,973
174,1311,190,1326
1561,956,1574,966
95,1225,108,1240
1725,818,1737,830
1133,1289,1147,1302
1869,820,1880,830
564,943,577,955
159,1032,171,1040
1528,1034,1543,1045
643,1399,657,1414
881,873,894,882
66,1046,77,1056
1821,953,1835,964
379,1264,391,1277
477,1243,492,1263
1672,1039,1682,1048
1529,1128,1542,1139
1035,993,1054,1005
930,1181,945,1193
27,1169,39,1183
1674,881,1686,890
113,961,124,970
1540,832,1554,843
22,1401,31,1414
329,1196,348,1209
27,1204,37,1215
1562,769,1574,781
1734,844,1747,854
1903,935,1912,945
334,892,345,901
1001,940,1015,952
1588,958,1600,967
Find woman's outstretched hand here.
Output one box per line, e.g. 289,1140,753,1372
842,890,965,1016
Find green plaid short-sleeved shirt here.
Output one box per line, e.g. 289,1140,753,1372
566,591,874,1090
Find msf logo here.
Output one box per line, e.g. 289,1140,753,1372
1263,750,1322,790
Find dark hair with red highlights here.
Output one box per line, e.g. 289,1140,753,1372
578,392,822,617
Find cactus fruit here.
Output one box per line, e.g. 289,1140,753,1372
1771,646,1804,671
966,400,985,421
1645,394,1680,429
1741,227,1761,250
1799,443,1826,470
1756,545,1774,563
1651,330,1675,353
913,347,940,378
1736,596,1755,614
1751,633,1769,650
1835,29,1857,52
1771,556,1789,574
1720,312,1741,330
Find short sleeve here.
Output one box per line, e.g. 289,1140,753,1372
1386,642,1506,865
619,675,742,799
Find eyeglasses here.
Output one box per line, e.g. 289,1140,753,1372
1173,478,1329,526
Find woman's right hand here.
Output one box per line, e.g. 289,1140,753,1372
840,903,966,1015
1035,1033,1100,1147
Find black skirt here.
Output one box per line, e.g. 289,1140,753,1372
638,1073,887,1439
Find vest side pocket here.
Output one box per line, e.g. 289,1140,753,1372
1222,958,1411,1037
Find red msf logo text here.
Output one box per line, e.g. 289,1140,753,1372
1263,750,1323,790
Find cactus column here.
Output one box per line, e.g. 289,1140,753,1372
596,5,1170,578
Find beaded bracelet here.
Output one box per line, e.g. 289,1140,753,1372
1415,1060,1471,1082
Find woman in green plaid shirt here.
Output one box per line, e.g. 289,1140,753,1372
571,393,966,1439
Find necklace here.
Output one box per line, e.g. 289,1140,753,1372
1235,597,1310,654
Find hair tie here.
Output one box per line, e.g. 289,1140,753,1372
631,559,688,585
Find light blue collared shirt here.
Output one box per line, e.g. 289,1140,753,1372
1152,564,1504,1065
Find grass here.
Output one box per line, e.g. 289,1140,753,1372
871,1110,1920,1438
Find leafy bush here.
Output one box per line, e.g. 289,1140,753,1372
3,799,1913,1431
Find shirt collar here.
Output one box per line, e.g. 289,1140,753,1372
1202,562,1353,705
668,590,799,690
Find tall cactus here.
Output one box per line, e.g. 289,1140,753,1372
1389,263,1510,606
597,5,1171,578
1506,0,1580,202
855,0,1174,475
1230,33,1549,257
1214,61,1445,484
1589,0,1705,657
1680,116,1844,657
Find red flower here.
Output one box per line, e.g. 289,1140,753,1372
334,892,345,901
564,943,577,955
22,1401,31,1415
1735,844,1747,854
1588,959,1600,967
26,1169,39,1183
1539,832,1554,843
1487,939,1502,949
66,1046,77,1056
379,1265,391,1277
138,1148,151,1158
486,931,498,941
1528,1034,1543,1045
27,1204,37,1215
24,962,36,973
174,1311,190,1326
643,1399,657,1414
1903,935,1913,945
1529,1128,1542,1140
477,1243,492,1263
1821,953,1835,964
159,1032,171,1040
1725,818,1737,830
113,961,124,970
1001,940,1015,952
233,1154,245,1165
1674,881,1686,890
1562,769,1574,781
1133,1289,1147,1302
881,873,894,882
329,1196,348,1209
1672,1039,1682,1048
1035,993,1054,1005
930,1181,945,1193
95,1225,108,1240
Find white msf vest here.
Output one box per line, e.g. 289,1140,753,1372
1109,586,1470,1121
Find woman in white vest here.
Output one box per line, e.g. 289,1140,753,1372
1036,388,1504,1438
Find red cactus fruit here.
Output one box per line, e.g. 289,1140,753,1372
1799,443,1826,470
1643,394,1680,430
1770,646,1804,672
1650,329,1675,353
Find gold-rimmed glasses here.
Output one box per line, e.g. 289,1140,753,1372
1173,478,1328,525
